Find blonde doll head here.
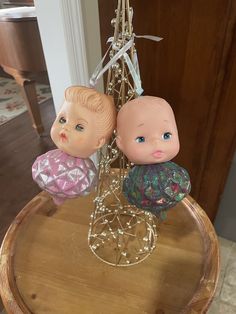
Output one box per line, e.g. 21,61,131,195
51,86,116,158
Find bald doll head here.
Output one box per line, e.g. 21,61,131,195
116,96,180,164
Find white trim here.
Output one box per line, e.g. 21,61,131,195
34,0,90,112
60,0,89,86
81,0,104,92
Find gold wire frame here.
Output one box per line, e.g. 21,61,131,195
88,0,158,266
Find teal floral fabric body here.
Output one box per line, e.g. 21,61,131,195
123,161,191,215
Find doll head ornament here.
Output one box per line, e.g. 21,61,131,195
51,86,116,158
116,96,191,216
116,96,180,165
32,86,116,205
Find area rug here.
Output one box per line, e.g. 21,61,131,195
0,77,52,126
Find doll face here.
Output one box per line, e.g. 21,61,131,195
116,97,180,164
50,100,105,158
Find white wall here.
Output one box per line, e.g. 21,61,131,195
35,0,102,165
35,0,102,113
215,151,236,241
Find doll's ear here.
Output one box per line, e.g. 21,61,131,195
95,137,106,149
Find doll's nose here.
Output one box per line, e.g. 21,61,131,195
151,137,161,144
62,123,71,131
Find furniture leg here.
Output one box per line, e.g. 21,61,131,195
2,66,44,135
20,79,44,135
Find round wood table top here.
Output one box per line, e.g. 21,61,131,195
0,191,219,314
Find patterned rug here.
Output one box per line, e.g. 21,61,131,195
0,77,52,126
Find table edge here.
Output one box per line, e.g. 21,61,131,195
0,192,220,314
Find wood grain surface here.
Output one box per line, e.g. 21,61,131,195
0,97,55,313
0,98,55,251
0,18,46,72
0,10,48,134
98,0,236,221
0,191,219,314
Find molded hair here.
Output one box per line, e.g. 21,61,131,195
65,86,116,141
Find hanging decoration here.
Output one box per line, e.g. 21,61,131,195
116,96,191,218
32,86,116,205
88,0,162,266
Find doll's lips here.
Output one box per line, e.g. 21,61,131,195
59,132,68,142
152,150,163,158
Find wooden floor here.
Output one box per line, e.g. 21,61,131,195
0,98,56,309
0,99,56,310
0,99,56,240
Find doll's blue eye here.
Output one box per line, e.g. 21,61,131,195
135,136,145,143
75,124,84,132
59,117,66,124
162,132,172,140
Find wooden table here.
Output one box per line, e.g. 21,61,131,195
0,192,219,314
0,7,47,135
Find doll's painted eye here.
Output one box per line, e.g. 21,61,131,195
135,136,145,143
59,117,66,124
75,124,84,132
162,132,172,140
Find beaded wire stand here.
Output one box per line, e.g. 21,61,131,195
88,0,158,266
